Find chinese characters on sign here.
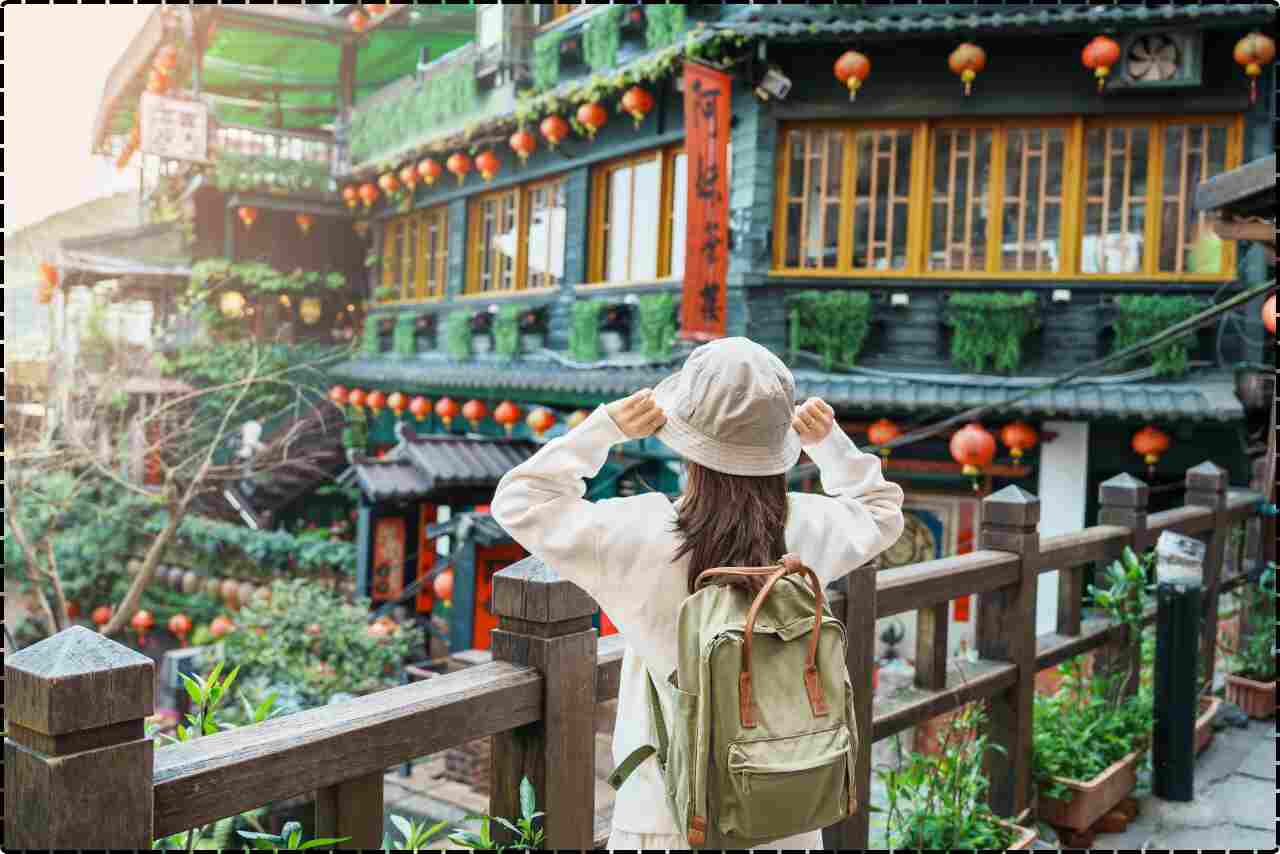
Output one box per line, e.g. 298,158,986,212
681,61,733,341
139,93,210,163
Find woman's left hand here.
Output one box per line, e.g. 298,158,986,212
792,398,835,447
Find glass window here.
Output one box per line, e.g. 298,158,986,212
1082,125,1150,275
591,147,686,284
419,208,448,300
471,189,519,294
1160,123,1231,274
1000,127,1067,273
669,152,689,279
783,128,844,270
525,178,567,290
382,219,401,294
378,208,449,303
928,127,993,273
851,128,913,271
466,179,567,295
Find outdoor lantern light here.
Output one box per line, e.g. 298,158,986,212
510,129,537,164
463,399,489,429
409,396,432,422
1081,35,1121,92
387,392,407,418
867,418,900,459
295,213,315,235
540,115,570,149
329,385,349,407
950,422,996,487
1234,32,1276,104
621,86,655,127
475,151,502,182
378,173,401,196
1262,293,1276,335
219,290,247,319
1132,425,1171,474
237,206,259,228
446,153,472,185
435,396,460,428
948,43,987,96
343,186,360,209
494,401,522,435
1000,421,1039,461
834,50,872,100
417,157,443,185
359,183,379,208
527,408,557,439
366,390,387,416
399,164,418,192
300,297,323,326
576,102,608,139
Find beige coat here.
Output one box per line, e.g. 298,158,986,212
492,405,905,847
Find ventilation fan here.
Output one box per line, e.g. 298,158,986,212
1126,34,1180,82
1111,30,1202,91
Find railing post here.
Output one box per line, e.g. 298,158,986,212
1185,461,1229,690
489,556,598,849
1097,473,1150,695
976,486,1040,819
4,626,155,849
314,772,384,848
823,567,877,849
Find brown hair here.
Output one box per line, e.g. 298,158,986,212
673,461,789,595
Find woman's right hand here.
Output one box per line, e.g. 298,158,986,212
605,388,667,439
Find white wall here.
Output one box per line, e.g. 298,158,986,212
1035,421,1091,636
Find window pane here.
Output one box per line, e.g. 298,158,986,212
632,158,661,280
527,180,566,289
498,193,518,290
480,198,497,292
1161,124,1230,274
851,128,913,271
928,128,992,272
403,216,418,299
383,220,400,294
783,129,844,269
605,166,633,282
1000,127,1066,273
1082,126,1149,274
670,153,688,279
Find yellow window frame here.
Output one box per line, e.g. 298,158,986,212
587,144,685,287
465,176,568,297
378,207,449,305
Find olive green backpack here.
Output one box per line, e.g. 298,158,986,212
607,561,858,848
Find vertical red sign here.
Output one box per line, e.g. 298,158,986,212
681,60,733,341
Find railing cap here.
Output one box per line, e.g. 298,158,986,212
981,485,1040,528
1099,473,1150,508
492,555,598,623
1186,461,1228,492
5,626,154,736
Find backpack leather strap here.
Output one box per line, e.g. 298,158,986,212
696,561,830,728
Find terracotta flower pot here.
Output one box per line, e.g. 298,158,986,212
1195,696,1223,755
1225,673,1276,719
1037,748,1142,832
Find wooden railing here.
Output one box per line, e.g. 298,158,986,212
6,465,1268,850
211,123,335,168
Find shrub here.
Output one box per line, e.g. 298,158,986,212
944,291,1040,374
789,290,871,371
1112,295,1209,377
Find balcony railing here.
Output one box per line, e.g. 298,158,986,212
210,123,336,196
5,464,1269,849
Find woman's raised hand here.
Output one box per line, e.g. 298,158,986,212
792,397,835,447
605,388,667,439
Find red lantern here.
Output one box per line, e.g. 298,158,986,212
342,186,360,209
475,150,501,182
353,220,371,238
153,44,179,74
1132,425,1171,469
348,388,368,410
358,182,379,208
576,102,608,139
949,423,996,478
367,4,389,16
834,50,872,101
168,613,193,647
209,615,236,639
540,115,570,149
566,410,590,431
367,390,387,415
329,385,349,407
433,569,454,602
1234,32,1276,104
39,262,59,289
131,610,155,647
348,9,368,32
237,206,258,228
378,173,401,196
417,157,443,186
92,605,113,627
999,421,1039,461
510,129,537,164
948,43,987,96
399,164,419,192
1262,293,1276,335
147,69,169,95
66,601,82,619
409,395,432,422
295,213,315,235
446,152,472,185
866,418,900,459
462,399,489,429
527,407,556,439
494,401,522,435
1081,35,1121,92
621,86,654,128
387,391,408,417
435,396,460,428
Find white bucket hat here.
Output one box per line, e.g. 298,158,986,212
652,337,802,477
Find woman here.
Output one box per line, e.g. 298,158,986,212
492,337,905,851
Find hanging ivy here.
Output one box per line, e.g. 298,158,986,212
444,311,472,360
212,152,331,195
1112,295,1208,377
350,60,480,165
584,6,624,72
392,313,417,357
944,291,1040,374
570,300,604,362
184,259,347,336
789,291,872,371
533,30,563,92
638,294,678,360
342,404,369,454
494,304,521,362
362,314,382,355
646,5,688,50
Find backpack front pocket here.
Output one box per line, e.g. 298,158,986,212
718,725,853,840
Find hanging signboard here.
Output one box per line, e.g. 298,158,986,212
680,61,733,341
139,92,210,163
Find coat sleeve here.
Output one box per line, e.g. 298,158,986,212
490,405,629,591
788,422,906,587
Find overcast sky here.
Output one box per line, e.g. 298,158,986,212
6,6,153,231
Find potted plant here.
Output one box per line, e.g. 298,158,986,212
1222,566,1276,719
879,703,1038,849
470,310,495,354
519,308,548,353
599,303,631,356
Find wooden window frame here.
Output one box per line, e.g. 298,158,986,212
377,207,449,305
465,176,568,297
587,145,686,288
772,115,1243,283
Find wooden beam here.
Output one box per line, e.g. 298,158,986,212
872,658,1018,742
1039,525,1129,574
876,551,1021,618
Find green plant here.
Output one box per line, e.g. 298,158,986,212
212,152,331,196
494,304,521,361
637,293,678,360
944,291,1040,374
789,290,871,371
583,6,624,72
445,311,472,360
645,4,688,50
349,61,479,165
532,30,563,91
342,404,370,454
879,704,1016,849
185,259,346,337
239,821,349,852
363,314,383,355
1221,566,1276,682
1088,545,1153,697
1112,295,1209,377
382,816,450,853
393,313,417,357
569,300,604,362
449,776,545,851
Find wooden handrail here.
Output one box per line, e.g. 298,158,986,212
876,550,1020,618
1038,525,1129,573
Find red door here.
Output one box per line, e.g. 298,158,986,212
472,542,527,650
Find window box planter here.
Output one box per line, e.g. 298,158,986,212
559,34,583,66
472,333,494,355
599,304,631,356
1036,748,1143,833
620,5,646,35
520,332,546,354
1195,696,1223,755
518,308,548,354
599,330,627,356
1225,673,1276,719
